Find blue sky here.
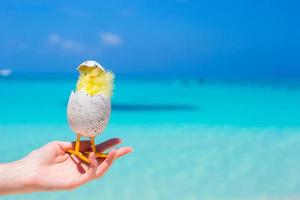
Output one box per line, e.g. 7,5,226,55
0,0,299,77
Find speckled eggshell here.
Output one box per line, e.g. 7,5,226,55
67,90,111,137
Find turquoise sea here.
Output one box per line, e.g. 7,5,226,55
1,75,300,200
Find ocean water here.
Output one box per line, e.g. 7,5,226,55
0,76,300,200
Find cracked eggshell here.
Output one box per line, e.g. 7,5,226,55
67,90,111,137
77,60,105,72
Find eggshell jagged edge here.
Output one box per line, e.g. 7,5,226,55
77,60,105,72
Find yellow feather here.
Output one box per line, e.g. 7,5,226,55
76,67,114,97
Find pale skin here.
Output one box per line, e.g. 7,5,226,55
0,138,132,195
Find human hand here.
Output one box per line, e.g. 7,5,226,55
0,138,132,195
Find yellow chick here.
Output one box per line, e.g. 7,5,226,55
67,60,114,163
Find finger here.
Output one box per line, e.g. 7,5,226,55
115,146,133,159
82,153,98,182
95,149,117,178
88,152,98,171
58,140,92,152
95,138,122,153
95,146,133,163
68,155,88,174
